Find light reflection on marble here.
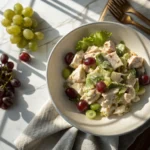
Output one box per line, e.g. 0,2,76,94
0,0,149,149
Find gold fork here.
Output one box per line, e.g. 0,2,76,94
108,0,150,34
114,0,150,25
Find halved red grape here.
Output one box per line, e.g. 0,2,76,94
77,100,89,112
96,81,106,93
64,52,74,65
139,75,150,85
65,87,77,99
6,61,14,70
19,52,31,62
1,54,9,64
83,57,96,66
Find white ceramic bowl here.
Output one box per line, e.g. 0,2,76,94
46,22,150,136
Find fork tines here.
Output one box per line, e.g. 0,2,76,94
114,0,127,5
108,0,123,20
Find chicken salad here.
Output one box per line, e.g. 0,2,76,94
62,31,149,119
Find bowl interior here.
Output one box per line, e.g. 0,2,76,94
47,22,150,136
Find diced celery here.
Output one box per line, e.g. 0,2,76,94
108,82,126,89
104,77,112,87
128,69,137,77
134,80,139,92
115,87,127,103
96,53,104,65
121,57,127,68
119,87,127,95
115,94,123,102
122,53,131,60
116,43,127,56
85,66,111,89
98,66,111,77
85,77,95,89
137,87,145,95
101,61,113,71
90,76,102,84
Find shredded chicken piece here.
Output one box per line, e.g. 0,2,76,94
128,56,143,68
103,40,116,53
67,65,85,83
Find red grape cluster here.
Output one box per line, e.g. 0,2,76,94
0,53,21,110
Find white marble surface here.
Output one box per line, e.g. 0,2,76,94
0,0,149,150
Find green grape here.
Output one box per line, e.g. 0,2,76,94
23,17,32,27
22,7,33,17
35,32,44,40
6,25,21,35
1,18,11,27
31,19,38,28
12,15,23,25
14,3,23,14
23,29,34,40
28,41,38,51
62,68,71,79
90,103,100,111
17,38,28,48
10,35,21,44
4,9,15,20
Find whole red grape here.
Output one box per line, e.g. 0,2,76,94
96,81,106,93
65,87,77,99
10,79,21,88
139,75,150,85
64,52,74,65
19,52,31,62
83,57,96,66
77,100,88,112
2,97,13,107
1,53,9,64
6,61,14,70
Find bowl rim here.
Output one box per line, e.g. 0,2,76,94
46,21,150,136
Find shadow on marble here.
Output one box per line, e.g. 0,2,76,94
0,137,17,150
41,0,95,22
4,69,35,122
0,11,3,15
0,50,35,123
29,12,60,70
30,0,36,7
0,114,18,150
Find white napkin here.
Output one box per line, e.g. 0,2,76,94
14,99,150,150
14,100,119,150
14,1,150,149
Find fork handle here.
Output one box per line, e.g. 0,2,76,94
129,8,150,26
131,20,150,34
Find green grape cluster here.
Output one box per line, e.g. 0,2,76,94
1,3,44,51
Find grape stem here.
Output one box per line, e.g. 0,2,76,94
2,74,13,89
0,65,13,89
